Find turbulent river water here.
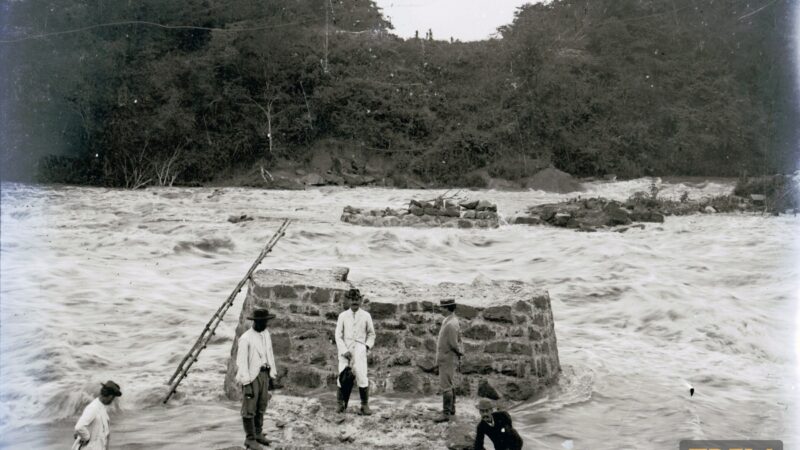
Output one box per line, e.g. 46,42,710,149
0,179,797,449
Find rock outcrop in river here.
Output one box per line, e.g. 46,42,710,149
340,198,500,228
224,268,560,403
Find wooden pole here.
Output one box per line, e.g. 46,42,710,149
163,219,291,403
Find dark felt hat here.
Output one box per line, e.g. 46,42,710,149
100,380,122,397
439,298,456,307
247,308,276,321
345,288,363,301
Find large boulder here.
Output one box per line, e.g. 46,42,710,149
522,167,583,193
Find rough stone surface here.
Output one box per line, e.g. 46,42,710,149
224,268,560,404
340,198,500,228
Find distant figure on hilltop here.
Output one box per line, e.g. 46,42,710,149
434,298,463,423
335,288,376,415
72,380,122,450
474,399,523,450
236,308,278,449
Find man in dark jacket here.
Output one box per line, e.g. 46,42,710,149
474,399,523,450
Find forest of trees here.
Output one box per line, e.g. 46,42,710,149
1,0,797,187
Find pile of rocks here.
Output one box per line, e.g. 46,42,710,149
223,268,560,404
509,197,664,232
341,198,500,228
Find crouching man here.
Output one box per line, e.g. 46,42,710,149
72,380,122,450
236,308,278,449
335,288,376,415
474,399,523,450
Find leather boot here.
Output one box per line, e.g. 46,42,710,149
449,388,456,416
433,391,452,423
336,387,346,413
254,414,271,446
242,417,263,449
358,386,372,415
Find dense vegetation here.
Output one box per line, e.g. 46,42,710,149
2,0,797,187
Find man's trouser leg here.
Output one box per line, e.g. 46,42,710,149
359,384,371,415
434,362,454,422
242,372,267,449
254,372,271,445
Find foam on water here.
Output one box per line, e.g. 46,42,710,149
0,179,797,449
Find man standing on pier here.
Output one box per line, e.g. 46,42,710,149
335,288,376,415
72,380,122,450
236,308,278,450
434,298,463,423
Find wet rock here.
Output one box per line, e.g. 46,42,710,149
457,219,474,229
704,205,717,213
552,212,571,226
476,200,497,212
477,379,500,400
502,380,536,401
227,214,253,224
511,215,542,225
444,207,460,217
459,200,479,209
446,420,476,450
630,209,664,223
603,204,631,226
462,210,477,219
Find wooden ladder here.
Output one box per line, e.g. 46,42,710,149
163,218,291,404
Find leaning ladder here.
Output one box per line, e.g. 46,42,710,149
163,218,292,404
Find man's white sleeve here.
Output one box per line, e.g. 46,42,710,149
365,313,376,349
335,313,347,355
73,402,95,442
236,336,250,385
265,331,278,379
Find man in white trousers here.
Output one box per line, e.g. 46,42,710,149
72,380,121,450
335,288,376,415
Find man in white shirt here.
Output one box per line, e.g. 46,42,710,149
72,380,121,450
335,288,376,415
236,308,278,450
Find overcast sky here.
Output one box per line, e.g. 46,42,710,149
373,0,538,42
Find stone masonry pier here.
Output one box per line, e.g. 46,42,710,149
224,268,560,403
340,198,501,228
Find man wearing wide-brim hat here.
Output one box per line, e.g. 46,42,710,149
474,398,523,450
72,380,122,450
235,308,278,449
334,288,376,415
434,298,464,423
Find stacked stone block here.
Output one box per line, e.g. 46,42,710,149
224,269,560,403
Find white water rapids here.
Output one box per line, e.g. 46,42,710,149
0,179,797,449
